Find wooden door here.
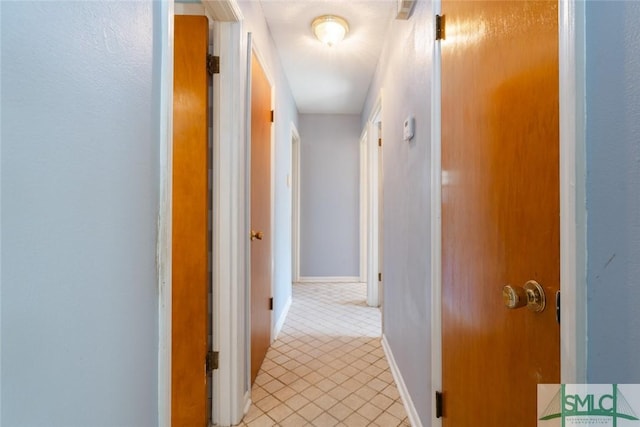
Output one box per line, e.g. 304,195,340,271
172,15,209,427
441,1,560,425
250,52,272,385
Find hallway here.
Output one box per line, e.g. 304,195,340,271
239,282,411,426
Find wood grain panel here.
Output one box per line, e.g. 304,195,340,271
172,15,208,427
441,2,560,425
250,52,273,385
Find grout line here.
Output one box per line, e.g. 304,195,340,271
239,282,411,427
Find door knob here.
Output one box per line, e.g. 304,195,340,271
502,280,546,312
250,230,264,241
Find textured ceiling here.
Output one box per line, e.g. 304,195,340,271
259,0,395,114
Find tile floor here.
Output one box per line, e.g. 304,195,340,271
237,282,410,426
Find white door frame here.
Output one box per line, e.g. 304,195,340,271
157,1,174,426
429,2,443,423
359,130,368,285
558,0,587,383
205,1,246,425
291,124,301,284
364,94,382,307
429,0,587,423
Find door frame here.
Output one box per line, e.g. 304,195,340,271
157,1,174,426
429,2,443,422
359,130,368,285
429,0,587,423
291,124,301,284
210,6,246,427
558,0,587,384
363,94,382,307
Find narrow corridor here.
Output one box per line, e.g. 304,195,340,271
239,282,411,426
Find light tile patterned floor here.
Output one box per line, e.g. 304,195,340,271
237,282,410,427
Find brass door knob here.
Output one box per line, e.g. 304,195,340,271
250,230,264,241
503,284,527,309
502,280,546,312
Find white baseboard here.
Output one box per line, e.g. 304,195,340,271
235,391,250,426
273,294,292,340
297,276,361,283
382,334,423,427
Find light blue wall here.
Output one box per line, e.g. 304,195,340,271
1,2,162,425
586,1,640,382
238,1,299,328
362,2,433,424
299,114,361,278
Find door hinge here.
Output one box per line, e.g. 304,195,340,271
378,272,382,282
435,14,445,41
378,137,382,147
207,55,220,75
206,350,219,372
556,290,561,324
270,110,274,123
435,391,443,418
269,297,273,311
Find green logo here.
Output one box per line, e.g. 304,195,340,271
539,384,639,426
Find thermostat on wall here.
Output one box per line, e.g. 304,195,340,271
403,116,415,141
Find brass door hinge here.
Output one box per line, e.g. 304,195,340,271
206,350,219,372
378,138,382,147
207,55,220,75
435,15,445,41
269,297,273,310
270,110,274,123
378,272,382,282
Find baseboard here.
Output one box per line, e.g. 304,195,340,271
273,294,292,340
243,391,251,415
297,276,361,283
382,334,423,427
232,391,251,426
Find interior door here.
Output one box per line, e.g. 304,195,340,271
441,1,560,425
250,52,272,385
172,15,209,427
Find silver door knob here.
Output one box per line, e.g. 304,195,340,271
502,280,546,312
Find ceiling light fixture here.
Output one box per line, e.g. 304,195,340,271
311,15,349,47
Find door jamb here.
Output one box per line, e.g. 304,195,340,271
158,1,174,426
359,130,368,285
210,18,245,427
365,94,382,307
558,0,587,384
291,124,301,284
430,0,443,423
211,16,247,427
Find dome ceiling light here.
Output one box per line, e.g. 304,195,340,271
311,15,349,47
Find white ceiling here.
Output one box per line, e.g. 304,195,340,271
259,0,396,115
